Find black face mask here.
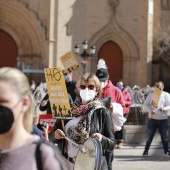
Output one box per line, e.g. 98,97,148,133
0,105,14,134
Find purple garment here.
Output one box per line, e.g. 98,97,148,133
0,136,68,170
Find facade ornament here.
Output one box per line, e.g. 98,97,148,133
108,0,119,9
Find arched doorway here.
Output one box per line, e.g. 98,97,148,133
0,30,18,68
98,41,123,85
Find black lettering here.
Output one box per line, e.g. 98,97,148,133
45,69,53,81
53,68,61,81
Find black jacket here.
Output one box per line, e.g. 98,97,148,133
49,107,115,169
66,80,76,102
39,93,51,114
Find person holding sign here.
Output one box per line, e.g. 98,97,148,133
39,91,73,114
32,112,49,141
52,73,115,170
0,67,68,170
63,69,77,102
142,81,170,157
39,93,52,114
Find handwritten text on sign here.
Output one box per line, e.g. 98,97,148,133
44,67,72,118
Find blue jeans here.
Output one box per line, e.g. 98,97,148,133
144,119,169,152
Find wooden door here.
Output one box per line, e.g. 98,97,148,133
98,41,123,85
0,30,18,68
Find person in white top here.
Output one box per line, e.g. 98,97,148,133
142,81,170,157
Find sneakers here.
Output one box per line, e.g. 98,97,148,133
142,151,148,157
115,140,123,149
117,141,123,149
142,150,170,157
164,151,170,157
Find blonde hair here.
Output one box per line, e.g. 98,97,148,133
0,67,34,132
75,73,102,98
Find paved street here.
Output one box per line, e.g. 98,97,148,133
112,144,170,170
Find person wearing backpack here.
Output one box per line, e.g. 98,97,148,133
0,67,68,170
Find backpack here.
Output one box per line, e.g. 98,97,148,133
35,139,58,170
34,139,68,170
35,139,46,170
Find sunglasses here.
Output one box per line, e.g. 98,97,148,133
80,84,95,90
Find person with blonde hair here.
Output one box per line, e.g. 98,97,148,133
0,67,68,170
52,73,115,170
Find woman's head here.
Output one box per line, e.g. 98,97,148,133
75,73,102,102
0,67,34,133
116,80,124,90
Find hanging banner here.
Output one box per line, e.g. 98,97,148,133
44,67,72,119
151,87,162,108
60,51,79,74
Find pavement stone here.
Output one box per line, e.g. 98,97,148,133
112,143,170,170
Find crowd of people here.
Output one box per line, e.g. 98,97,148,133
1,61,170,170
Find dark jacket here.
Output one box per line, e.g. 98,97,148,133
66,80,76,102
39,93,51,114
50,107,115,169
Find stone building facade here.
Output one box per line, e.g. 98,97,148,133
0,0,170,89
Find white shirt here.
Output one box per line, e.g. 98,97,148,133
144,91,170,120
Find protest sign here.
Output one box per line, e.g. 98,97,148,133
60,51,79,74
44,67,72,119
151,87,162,108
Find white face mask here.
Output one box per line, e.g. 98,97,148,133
100,81,107,89
80,88,96,102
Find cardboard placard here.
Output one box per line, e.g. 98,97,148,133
60,51,79,74
44,67,72,119
151,87,162,108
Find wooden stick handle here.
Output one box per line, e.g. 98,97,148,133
74,70,80,79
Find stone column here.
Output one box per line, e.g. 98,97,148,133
46,0,57,67
152,0,161,84
147,0,154,86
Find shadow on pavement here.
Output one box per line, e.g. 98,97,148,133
114,155,170,162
